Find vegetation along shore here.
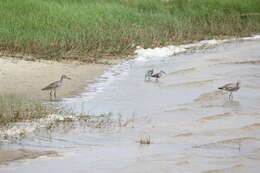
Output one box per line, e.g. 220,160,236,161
0,0,260,62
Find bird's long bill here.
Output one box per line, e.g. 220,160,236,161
66,76,72,80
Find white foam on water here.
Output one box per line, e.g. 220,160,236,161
240,34,260,40
134,35,260,62
0,114,74,140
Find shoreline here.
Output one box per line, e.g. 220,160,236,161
0,56,109,101
0,149,58,166
0,56,109,165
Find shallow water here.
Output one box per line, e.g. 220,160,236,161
1,38,260,173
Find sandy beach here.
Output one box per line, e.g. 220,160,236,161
0,57,108,100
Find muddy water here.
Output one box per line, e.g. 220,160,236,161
1,39,260,173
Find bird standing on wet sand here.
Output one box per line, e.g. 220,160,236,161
145,69,154,80
41,74,71,97
218,81,240,100
151,70,166,81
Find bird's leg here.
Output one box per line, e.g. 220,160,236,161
229,92,233,100
50,90,52,96
54,89,56,97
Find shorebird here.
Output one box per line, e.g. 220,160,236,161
145,69,154,80
151,70,166,81
218,81,240,100
42,74,71,97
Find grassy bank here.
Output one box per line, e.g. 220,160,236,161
0,94,51,125
0,0,260,62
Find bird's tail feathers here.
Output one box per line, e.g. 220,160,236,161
41,87,48,91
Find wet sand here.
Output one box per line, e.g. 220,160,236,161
0,150,58,165
0,57,108,100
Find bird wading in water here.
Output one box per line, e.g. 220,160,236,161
42,74,71,97
218,81,240,100
145,69,154,80
151,70,166,81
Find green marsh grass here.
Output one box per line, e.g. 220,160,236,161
0,0,260,62
0,94,51,125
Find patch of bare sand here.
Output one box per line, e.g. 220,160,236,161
0,57,108,100
203,164,259,173
0,149,58,165
194,137,260,149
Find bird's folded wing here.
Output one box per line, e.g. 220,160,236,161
42,81,58,90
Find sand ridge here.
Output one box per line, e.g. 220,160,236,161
0,149,58,165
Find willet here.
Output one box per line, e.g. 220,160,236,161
218,81,240,100
151,70,166,81
42,74,71,97
145,69,154,80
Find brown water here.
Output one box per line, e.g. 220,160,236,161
1,39,260,173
